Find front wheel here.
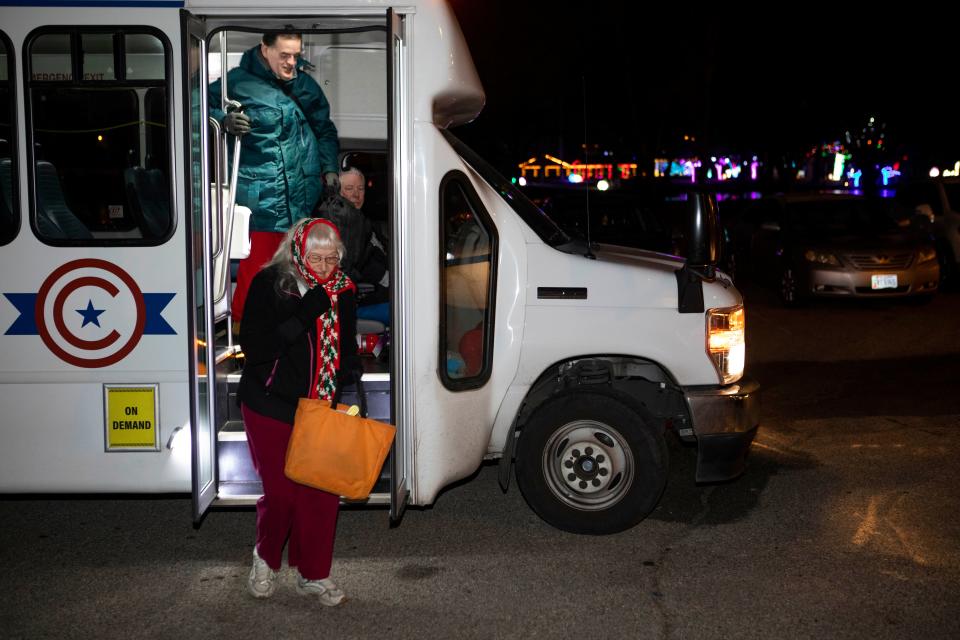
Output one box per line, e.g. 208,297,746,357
515,390,668,535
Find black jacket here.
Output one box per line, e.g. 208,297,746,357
313,196,388,296
238,264,359,424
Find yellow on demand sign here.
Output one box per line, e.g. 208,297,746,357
104,384,159,451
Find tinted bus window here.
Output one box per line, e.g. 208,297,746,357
26,28,172,244
439,172,497,389
1,32,17,245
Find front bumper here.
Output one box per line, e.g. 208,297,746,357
804,262,939,298
685,377,760,482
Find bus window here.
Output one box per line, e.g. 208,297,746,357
439,172,498,389
26,28,172,244
81,33,115,81
1,31,17,245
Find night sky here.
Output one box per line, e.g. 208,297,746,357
450,3,959,176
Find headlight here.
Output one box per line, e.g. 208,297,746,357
707,305,745,384
803,249,841,266
918,247,937,264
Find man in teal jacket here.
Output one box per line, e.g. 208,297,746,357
210,30,340,322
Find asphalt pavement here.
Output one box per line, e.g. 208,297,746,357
2,284,959,639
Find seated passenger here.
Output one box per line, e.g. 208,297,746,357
341,166,390,251
312,171,389,326
339,167,366,211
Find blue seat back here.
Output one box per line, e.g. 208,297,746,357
124,166,171,238
0,157,14,228
35,161,92,240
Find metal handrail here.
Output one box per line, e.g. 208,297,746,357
208,116,224,259
211,30,241,320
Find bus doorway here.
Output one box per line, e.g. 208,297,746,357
184,12,406,520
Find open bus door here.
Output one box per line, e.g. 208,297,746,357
183,11,218,522
182,8,409,523
387,8,409,523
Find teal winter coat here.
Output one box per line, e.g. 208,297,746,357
210,46,339,233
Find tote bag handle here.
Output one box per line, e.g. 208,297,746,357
331,371,368,418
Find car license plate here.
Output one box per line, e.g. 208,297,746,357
871,274,898,289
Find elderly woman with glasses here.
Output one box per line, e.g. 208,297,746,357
237,217,360,606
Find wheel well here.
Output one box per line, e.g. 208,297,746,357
516,356,693,441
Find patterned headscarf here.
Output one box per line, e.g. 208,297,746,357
291,218,356,401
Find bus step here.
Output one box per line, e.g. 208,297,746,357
216,487,390,507
219,437,259,484
219,419,245,435
217,478,263,506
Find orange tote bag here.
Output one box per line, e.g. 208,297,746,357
285,397,396,500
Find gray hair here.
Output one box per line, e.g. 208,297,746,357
340,166,365,182
266,218,345,293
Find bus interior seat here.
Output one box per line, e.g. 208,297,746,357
212,189,251,322
0,158,14,230
124,166,171,238
35,161,92,240
230,201,251,259
357,318,386,335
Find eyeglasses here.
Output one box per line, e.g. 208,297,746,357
306,254,339,266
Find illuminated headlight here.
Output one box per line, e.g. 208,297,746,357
803,249,840,266
918,247,937,264
707,305,745,384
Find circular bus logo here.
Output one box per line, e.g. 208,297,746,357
35,259,146,368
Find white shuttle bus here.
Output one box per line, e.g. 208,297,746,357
0,0,759,534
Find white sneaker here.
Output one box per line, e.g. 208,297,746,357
296,575,346,606
247,547,278,598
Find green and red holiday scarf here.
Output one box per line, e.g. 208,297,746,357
291,218,356,401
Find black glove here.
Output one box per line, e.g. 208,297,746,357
323,172,340,197
295,286,330,325
223,111,251,136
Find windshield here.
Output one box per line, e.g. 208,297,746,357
440,129,571,247
523,187,693,255
785,199,903,237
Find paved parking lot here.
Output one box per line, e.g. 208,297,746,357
2,286,959,639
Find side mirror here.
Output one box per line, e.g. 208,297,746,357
686,192,720,273
677,193,721,314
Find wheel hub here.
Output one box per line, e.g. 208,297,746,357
563,445,610,492
542,420,634,510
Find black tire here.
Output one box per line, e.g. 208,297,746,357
515,389,668,535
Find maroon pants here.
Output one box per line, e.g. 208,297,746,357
232,231,285,323
241,404,340,580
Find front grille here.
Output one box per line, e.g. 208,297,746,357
846,252,913,270
854,285,910,294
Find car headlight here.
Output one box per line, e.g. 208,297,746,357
707,305,745,384
803,249,841,266
918,247,937,264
